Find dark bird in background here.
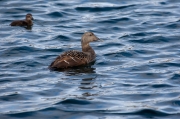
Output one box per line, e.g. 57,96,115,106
10,13,34,27
49,32,100,69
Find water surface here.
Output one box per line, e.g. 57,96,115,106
0,0,180,119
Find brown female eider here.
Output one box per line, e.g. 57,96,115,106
49,32,100,69
10,13,34,27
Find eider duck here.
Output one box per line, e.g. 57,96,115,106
49,32,100,69
10,13,34,27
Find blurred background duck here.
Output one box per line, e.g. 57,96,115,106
10,13,34,27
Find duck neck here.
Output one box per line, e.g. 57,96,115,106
81,43,95,55
26,19,32,26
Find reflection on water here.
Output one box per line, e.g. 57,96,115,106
79,77,96,89
53,63,97,100
25,26,32,30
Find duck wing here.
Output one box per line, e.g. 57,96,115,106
49,50,89,69
10,20,27,26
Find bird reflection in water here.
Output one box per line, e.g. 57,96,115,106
25,26,32,30
79,77,98,100
79,77,96,89
52,62,98,99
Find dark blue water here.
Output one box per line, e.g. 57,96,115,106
1,0,180,118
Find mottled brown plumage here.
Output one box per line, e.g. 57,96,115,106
10,13,34,27
49,32,100,69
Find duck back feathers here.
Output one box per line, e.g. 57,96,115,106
10,20,29,26
50,50,89,69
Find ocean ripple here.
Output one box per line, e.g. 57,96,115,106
0,0,180,119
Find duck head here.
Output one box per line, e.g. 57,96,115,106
26,13,34,20
81,32,100,45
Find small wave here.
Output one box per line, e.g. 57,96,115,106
52,34,71,41
129,36,177,44
0,93,25,102
55,99,91,105
131,109,170,117
75,5,135,12
98,17,131,24
47,12,63,18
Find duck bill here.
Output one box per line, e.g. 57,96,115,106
94,37,103,42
